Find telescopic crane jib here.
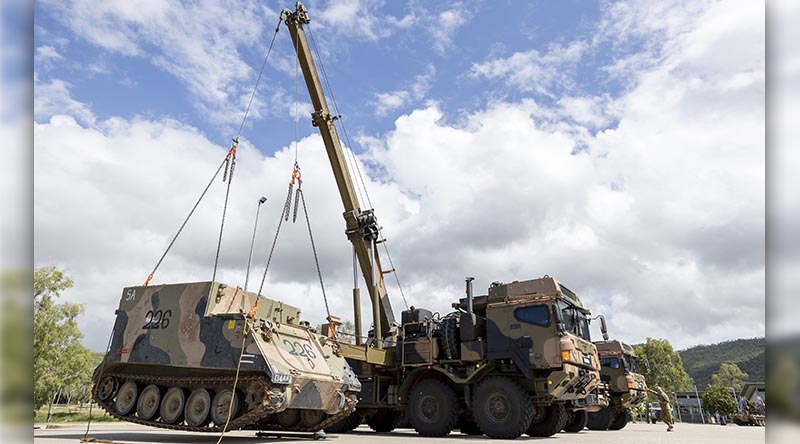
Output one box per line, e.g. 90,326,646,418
281,2,396,343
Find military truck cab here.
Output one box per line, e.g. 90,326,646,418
586,339,648,431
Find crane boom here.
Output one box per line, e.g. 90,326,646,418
282,3,395,340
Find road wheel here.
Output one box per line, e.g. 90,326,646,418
160,387,187,424
185,388,212,427
563,410,588,433
324,411,363,433
527,403,567,437
409,379,458,437
96,376,118,402
299,409,326,429
210,389,241,426
114,381,139,416
366,409,403,433
609,408,629,430
473,376,533,439
586,406,614,430
136,384,162,421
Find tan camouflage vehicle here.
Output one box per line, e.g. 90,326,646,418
585,339,647,430
91,282,360,432
351,275,602,439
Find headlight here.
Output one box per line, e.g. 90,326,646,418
561,351,571,362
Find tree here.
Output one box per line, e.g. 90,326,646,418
635,337,694,398
711,363,749,391
34,266,95,410
702,385,738,416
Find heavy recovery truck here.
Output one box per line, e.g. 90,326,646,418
281,3,603,438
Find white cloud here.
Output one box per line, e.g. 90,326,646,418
33,0,766,352
34,75,96,126
427,2,472,54
39,0,274,128
374,65,436,116
317,0,415,41
468,40,588,97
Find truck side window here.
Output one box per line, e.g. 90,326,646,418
601,357,620,369
513,305,550,326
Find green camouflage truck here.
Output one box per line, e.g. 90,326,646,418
325,276,603,439
585,339,648,430
91,282,361,432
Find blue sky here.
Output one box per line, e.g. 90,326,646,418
33,1,621,153
31,1,769,351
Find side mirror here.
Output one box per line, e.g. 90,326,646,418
551,304,565,332
599,315,609,341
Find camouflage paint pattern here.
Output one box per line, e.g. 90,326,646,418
96,282,360,415
595,339,647,408
456,276,601,401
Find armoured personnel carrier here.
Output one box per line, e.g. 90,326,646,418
586,339,647,430
91,281,361,432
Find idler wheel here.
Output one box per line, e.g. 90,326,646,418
210,389,241,426
136,384,162,421
185,388,213,427
276,409,300,428
96,376,118,401
114,381,139,416
299,409,326,429
160,387,187,424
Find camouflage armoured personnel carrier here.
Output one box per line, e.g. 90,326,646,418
585,339,647,430
91,281,360,433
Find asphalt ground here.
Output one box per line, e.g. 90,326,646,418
33,422,767,444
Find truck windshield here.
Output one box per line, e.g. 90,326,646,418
558,301,591,341
622,353,640,374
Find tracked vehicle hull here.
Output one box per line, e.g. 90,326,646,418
91,282,360,432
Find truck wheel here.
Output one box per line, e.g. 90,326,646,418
409,379,458,437
324,411,363,433
527,403,567,437
586,406,614,430
473,376,533,439
366,409,403,433
563,410,588,433
609,408,629,430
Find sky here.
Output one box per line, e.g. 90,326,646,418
27,0,771,352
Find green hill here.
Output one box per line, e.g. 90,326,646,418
679,337,765,388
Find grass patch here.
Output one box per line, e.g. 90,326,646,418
35,405,120,423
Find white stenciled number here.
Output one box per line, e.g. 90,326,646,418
125,289,136,301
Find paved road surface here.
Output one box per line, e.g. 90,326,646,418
34,422,766,444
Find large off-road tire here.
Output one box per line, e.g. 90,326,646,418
473,376,533,439
586,406,615,430
527,403,567,437
563,410,588,433
441,317,460,359
324,411,363,433
366,409,403,433
409,379,459,437
609,408,629,430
